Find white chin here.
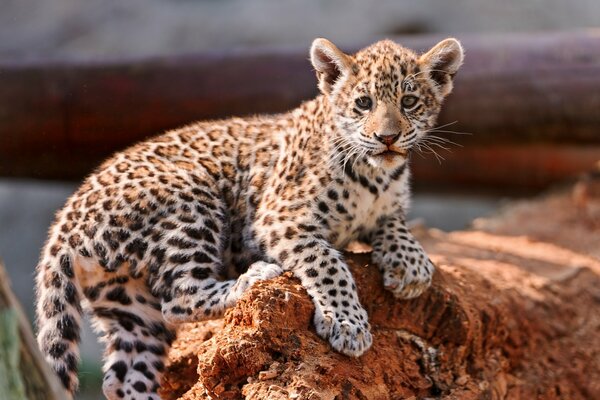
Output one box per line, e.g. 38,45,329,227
367,153,406,168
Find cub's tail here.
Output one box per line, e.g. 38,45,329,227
35,243,83,395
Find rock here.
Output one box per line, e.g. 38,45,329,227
161,187,600,399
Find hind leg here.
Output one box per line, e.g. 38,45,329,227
90,296,174,400
160,260,282,323
149,195,282,323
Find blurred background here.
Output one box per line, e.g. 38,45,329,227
1,1,599,398
2,0,600,60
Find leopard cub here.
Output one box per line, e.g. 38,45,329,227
35,37,463,399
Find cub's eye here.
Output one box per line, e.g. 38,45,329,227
401,95,418,109
355,96,373,111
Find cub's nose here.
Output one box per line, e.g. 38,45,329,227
374,132,400,146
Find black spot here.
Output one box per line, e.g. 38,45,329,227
336,204,348,214
339,279,348,287
135,341,148,353
298,223,318,232
151,247,166,263
204,219,219,233
191,267,211,280
65,352,77,371
183,227,215,243
279,250,289,262
193,252,212,264
106,286,132,305
390,164,406,180
202,244,218,256
83,286,101,301
94,242,107,259
169,253,191,264
126,238,148,259
152,360,165,372
171,306,186,315
178,214,196,224
110,360,128,382
343,163,358,181
48,342,68,359
133,361,148,372
56,366,71,389
358,175,370,189
116,389,125,398
132,381,147,393
161,221,178,230
167,237,196,249
94,307,146,330
284,227,296,240
59,254,74,278
102,230,120,251
304,255,317,263
57,314,79,342
114,338,133,353
322,277,334,285
318,202,329,213
306,268,318,277
327,190,339,200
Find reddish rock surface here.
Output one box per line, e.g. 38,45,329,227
160,187,600,399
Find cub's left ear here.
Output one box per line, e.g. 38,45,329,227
420,38,464,97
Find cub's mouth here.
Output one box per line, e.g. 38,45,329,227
374,145,408,158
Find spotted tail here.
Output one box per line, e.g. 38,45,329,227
35,244,83,394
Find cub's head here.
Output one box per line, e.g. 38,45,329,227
310,38,463,168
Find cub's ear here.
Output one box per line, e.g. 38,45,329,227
420,38,464,97
310,38,352,94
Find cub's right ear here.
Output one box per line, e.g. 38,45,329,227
310,38,352,95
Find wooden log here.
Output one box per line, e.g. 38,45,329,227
1,31,599,189
160,183,600,399
0,262,69,400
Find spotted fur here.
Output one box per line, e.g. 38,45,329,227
35,37,463,399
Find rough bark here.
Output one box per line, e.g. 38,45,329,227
159,183,600,399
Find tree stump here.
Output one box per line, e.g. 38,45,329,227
160,183,600,399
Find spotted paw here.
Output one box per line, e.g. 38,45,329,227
234,261,283,293
373,246,434,299
313,306,372,357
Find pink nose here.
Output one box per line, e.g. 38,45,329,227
374,133,400,146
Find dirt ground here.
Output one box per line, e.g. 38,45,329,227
160,183,600,399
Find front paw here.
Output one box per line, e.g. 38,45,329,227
314,306,373,357
373,248,434,299
234,261,283,293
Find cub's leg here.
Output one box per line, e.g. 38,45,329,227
159,259,282,323
371,213,435,299
260,227,372,357
151,201,282,323
91,296,174,400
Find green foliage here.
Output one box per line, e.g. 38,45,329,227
0,309,28,400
